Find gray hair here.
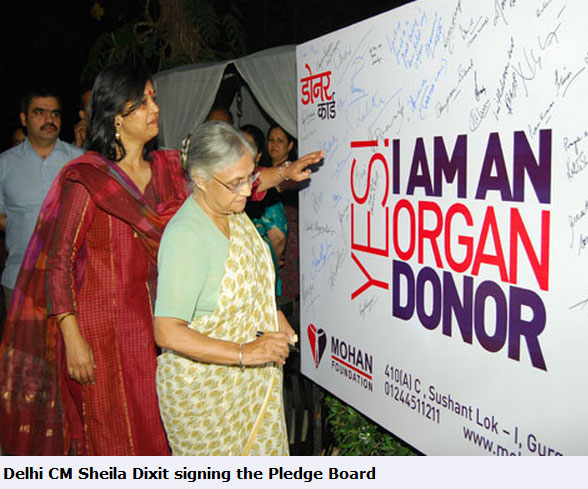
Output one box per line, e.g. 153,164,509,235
180,121,255,181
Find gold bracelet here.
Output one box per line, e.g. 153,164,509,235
57,312,75,325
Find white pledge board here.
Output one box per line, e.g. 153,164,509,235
297,0,588,455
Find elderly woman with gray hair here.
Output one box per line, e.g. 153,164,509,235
154,121,298,455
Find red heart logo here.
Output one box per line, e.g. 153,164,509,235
307,323,327,368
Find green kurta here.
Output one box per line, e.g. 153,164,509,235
155,196,229,321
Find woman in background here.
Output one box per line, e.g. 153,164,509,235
242,124,288,295
265,124,301,309
0,64,187,455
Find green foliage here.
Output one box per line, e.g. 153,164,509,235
83,26,142,84
82,0,247,85
221,12,246,57
183,0,246,59
324,394,417,456
185,0,221,45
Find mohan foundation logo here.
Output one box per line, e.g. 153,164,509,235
307,323,374,392
307,323,327,368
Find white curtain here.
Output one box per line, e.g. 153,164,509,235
154,61,229,149
234,45,298,138
154,45,297,149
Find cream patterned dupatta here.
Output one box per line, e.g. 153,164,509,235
156,211,289,456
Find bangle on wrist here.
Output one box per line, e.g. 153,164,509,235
277,160,291,181
239,343,244,370
57,312,75,325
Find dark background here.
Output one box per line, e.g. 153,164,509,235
0,0,411,149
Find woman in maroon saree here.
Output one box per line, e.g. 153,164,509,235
0,65,188,455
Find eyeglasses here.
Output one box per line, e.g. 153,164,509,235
211,172,259,193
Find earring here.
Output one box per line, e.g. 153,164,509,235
115,122,121,141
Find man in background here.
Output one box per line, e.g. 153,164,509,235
206,105,233,124
11,127,26,146
0,89,83,310
73,88,92,148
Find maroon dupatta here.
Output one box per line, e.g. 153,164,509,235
0,150,187,454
